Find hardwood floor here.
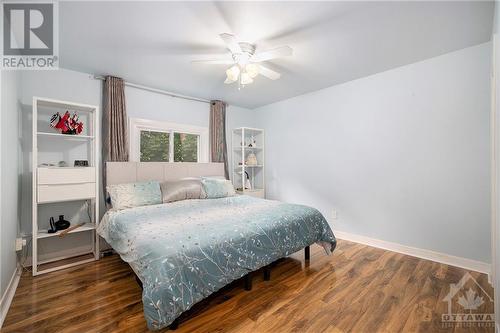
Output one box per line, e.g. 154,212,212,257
2,240,494,333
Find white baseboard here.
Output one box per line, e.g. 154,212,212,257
335,230,491,275
0,266,21,328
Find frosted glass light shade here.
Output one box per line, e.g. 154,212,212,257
240,72,253,85
226,65,240,82
245,64,259,78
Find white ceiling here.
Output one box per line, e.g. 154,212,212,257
59,1,494,109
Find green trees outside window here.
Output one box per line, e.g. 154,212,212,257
140,130,198,162
174,133,198,162
140,131,169,162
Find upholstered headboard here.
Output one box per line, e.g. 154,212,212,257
105,162,225,185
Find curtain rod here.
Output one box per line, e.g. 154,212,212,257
93,75,210,104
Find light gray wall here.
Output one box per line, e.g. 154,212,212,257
1,71,21,297
255,42,492,263
18,69,254,259
126,86,208,127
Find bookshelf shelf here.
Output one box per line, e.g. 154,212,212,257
37,132,95,140
37,223,95,239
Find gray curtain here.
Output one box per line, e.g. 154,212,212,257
102,76,128,194
210,100,229,179
103,76,129,162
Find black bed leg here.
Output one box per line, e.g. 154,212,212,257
244,274,253,291
305,245,310,261
169,319,179,330
263,266,271,281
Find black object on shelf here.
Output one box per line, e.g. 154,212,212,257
74,160,89,167
47,217,57,233
55,215,70,230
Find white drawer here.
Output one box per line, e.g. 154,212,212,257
38,183,96,203
38,167,95,185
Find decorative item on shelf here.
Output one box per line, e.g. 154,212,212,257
47,217,57,234
74,160,89,167
39,163,56,167
246,153,258,166
248,136,257,148
58,223,85,238
238,171,252,190
49,111,84,135
39,162,69,168
245,173,252,190
54,215,70,231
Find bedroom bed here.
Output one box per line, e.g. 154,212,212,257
99,162,337,331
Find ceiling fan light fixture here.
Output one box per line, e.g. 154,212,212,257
240,72,253,85
194,33,291,87
245,64,259,78
226,65,240,82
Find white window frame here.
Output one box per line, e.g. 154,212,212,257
129,117,209,163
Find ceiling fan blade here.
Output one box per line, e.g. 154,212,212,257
219,33,242,54
259,65,281,80
191,59,235,65
251,46,293,62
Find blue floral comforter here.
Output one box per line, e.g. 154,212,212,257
98,195,336,330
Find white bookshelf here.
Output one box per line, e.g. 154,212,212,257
32,97,100,275
231,127,265,198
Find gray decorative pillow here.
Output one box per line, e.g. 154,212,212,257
107,181,162,210
201,177,236,199
160,178,207,203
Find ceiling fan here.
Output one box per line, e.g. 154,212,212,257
192,33,293,88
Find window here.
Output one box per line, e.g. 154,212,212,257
130,118,208,163
173,132,198,162
140,130,170,162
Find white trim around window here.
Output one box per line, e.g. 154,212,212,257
129,117,209,163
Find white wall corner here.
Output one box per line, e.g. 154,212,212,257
334,230,491,275
0,266,21,328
